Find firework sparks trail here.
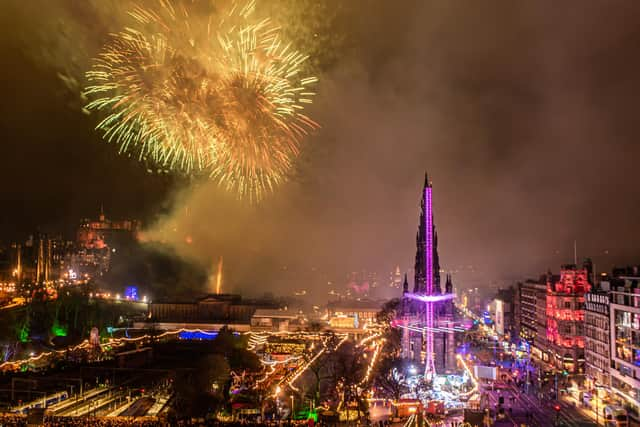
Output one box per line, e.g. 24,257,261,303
215,256,223,294
85,0,318,201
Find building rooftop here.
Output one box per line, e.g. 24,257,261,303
252,308,299,319
152,293,243,305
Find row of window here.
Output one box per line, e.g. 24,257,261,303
547,300,586,310
585,301,609,315
615,330,640,348
614,344,640,366
585,314,609,330
585,328,609,343
586,293,609,304
585,352,610,371
615,309,640,329
554,322,585,335
585,340,608,356
611,293,640,307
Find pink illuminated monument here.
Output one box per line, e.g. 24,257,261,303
400,173,457,380
423,179,436,379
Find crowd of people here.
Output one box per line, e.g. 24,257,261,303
0,415,319,427
0,415,161,426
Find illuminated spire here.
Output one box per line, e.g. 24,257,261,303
414,171,440,295
445,273,453,293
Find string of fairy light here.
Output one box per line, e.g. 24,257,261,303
0,328,220,372
285,334,348,392
4,325,387,412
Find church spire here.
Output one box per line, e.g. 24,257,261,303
414,171,440,295
403,273,409,294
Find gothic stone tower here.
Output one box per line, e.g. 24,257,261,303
401,173,456,375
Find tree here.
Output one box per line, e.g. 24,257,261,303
304,349,334,408
372,355,408,418
373,356,406,403
202,354,231,396
306,321,324,332
173,354,231,418
329,340,368,421
376,298,401,324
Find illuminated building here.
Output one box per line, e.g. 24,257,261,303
389,266,403,289
460,287,483,312
518,278,548,360
263,338,308,355
141,294,307,333
251,308,306,331
493,299,505,335
72,207,140,276
534,282,549,362
124,286,139,300
326,299,381,329
144,294,258,331
76,207,140,249
513,283,521,339
607,267,640,417
345,270,379,296
584,282,611,391
400,174,456,377
489,287,515,338
6,235,72,283
545,261,592,373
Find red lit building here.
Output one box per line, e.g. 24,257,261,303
77,209,140,250
546,263,592,373
72,208,141,276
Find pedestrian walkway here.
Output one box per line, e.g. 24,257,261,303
106,399,136,417
47,387,111,414
146,393,172,416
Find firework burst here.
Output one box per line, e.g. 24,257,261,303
85,0,318,200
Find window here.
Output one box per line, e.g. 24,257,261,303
564,302,571,309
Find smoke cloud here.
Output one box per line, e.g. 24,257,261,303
2,1,640,298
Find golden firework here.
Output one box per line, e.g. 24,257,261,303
85,0,318,200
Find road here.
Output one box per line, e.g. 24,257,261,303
462,311,598,427
480,380,597,426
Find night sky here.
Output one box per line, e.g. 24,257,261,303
2,0,640,295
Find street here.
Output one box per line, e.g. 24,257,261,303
482,382,597,427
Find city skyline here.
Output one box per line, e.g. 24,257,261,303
2,1,640,295
3,1,640,424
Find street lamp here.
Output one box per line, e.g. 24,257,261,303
594,384,605,426
553,403,561,426
274,386,281,421
290,395,294,420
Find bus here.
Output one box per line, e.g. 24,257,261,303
604,405,628,427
